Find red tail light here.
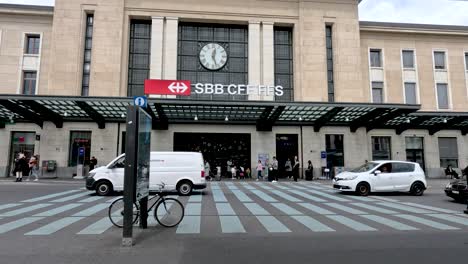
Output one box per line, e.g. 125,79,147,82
201,170,205,178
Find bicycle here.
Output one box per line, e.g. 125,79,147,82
108,183,185,228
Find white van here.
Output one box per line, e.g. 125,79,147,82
86,152,206,196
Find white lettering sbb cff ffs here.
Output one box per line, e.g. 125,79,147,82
194,83,284,97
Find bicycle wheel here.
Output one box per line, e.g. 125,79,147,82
154,197,184,227
108,197,139,228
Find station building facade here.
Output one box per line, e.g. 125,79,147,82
0,0,468,178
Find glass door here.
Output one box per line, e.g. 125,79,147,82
405,137,425,171
8,132,36,176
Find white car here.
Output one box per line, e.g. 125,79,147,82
86,152,206,196
332,160,427,196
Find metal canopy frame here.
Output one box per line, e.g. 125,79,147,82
0,94,467,134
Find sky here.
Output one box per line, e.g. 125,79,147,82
1,0,467,26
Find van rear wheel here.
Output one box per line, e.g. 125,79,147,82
177,181,193,196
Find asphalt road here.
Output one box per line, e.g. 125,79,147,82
0,178,467,264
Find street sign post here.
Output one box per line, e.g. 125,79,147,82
122,105,151,247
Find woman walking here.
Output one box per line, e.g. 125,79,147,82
256,160,263,181
293,156,300,182
285,158,292,179
27,155,39,181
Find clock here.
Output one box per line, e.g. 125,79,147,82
199,43,228,70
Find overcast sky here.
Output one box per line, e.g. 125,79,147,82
1,0,467,26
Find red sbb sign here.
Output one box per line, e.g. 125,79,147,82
144,79,191,96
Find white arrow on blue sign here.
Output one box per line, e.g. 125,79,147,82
133,96,147,108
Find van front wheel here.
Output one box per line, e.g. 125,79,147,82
177,181,193,196
96,181,113,196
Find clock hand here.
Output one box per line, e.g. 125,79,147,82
211,48,216,62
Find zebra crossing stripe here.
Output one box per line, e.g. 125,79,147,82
298,203,336,215
394,214,459,230
244,203,270,215
255,183,273,190
224,182,238,190
216,203,236,216
177,203,201,234
270,203,303,216
241,183,256,190
269,190,303,202
25,217,85,235
370,196,400,202
72,203,109,217
229,188,252,202
256,215,291,232
345,196,379,202
0,217,45,234
289,185,308,190
377,202,435,214
21,190,81,203
249,190,278,202
188,193,203,202
51,192,93,203
326,215,377,231
325,203,367,215
0,203,52,217
426,214,468,226
350,203,398,214
219,216,246,233
77,217,113,235
185,203,202,216
305,189,350,202
401,203,459,214
105,197,122,203
212,189,227,202
271,185,290,190
33,203,82,217
360,215,418,231
291,216,335,232
286,190,326,202
80,196,105,203
0,203,21,211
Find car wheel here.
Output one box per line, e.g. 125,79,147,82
410,182,425,196
177,181,193,196
356,183,370,196
96,181,113,196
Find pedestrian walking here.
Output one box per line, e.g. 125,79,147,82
231,165,237,179
27,155,39,181
204,160,211,180
246,167,251,179
89,156,97,171
293,156,300,182
216,165,221,181
265,159,271,181
445,164,459,179
256,160,263,181
272,156,279,182
285,158,292,179
15,153,28,182
305,160,314,181
239,166,245,179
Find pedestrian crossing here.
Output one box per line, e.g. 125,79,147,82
0,181,467,237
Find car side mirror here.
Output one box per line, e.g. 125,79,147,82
374,170,381,175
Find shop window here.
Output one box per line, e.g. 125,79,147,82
81,14,94,96
9,132,36,176
405,137,425,171
438,137,458,168
326,134,344,167
372,136,391,160
127,20,151,97
69,131,92,166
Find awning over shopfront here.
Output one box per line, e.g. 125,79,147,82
0,94,467,135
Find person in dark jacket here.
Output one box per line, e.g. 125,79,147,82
306,160,314,181
89,156,97,171
15,153,28,182
445,165,459,179
292,156,300,182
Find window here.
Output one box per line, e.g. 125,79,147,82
370,49,382,67
372,82,384,103
438,137,458,168
434,51,446,70
372,136,391,160
402,50,415,69
377,163,392,173
436,83,449,109
392,163,415,173
326,134,344,168
128,20,151,97
404,82,417,104
25,35,40,54
405,137,425,171
22,71,37,95
274,27,294,102
81,14,94,96
465,52,468,71
326,25,334,102
69,131,92,167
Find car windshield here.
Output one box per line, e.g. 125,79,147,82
350,162,379,173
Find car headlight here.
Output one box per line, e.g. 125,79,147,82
343,176,358,181
88,172,96,178
445,183,452,188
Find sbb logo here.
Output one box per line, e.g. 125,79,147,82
144,80,191,96
168,82,189,94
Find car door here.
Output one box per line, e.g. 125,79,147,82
392,162,415,191
372,163,394,191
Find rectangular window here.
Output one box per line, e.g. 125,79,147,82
434,51,446,70
465,52,468,71
69,131,92,167
436,83,449,109
25,35,40,54
404,82,417,104
372,136,391,160
402,50,415,69
22,71,37,95
81,14,94,96
372,81,384,103
370,49,382,67
326,25,334,102
326,134,344,167
274,27,294,102
128,20,151,97
438,137,458,168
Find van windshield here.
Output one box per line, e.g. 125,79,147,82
350,162,379,173
109,156,125,168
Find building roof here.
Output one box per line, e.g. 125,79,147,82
360,21,468,34
0,3,53,12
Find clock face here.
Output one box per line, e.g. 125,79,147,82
199,43,228,70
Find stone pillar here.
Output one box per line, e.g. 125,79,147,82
248,21,261,101
164,17,178,80
150,16,164,80
262,22,275,101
